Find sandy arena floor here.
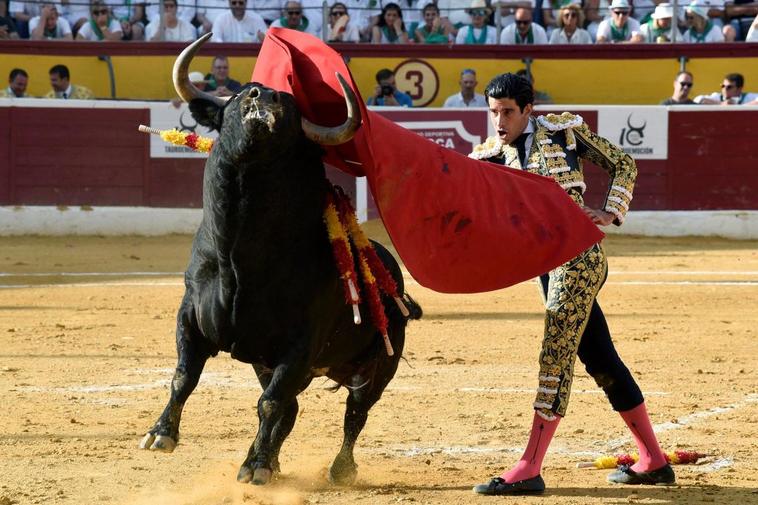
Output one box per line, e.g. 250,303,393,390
1,224,757,505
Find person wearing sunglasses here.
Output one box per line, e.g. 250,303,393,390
661,71,695,104
596,0,642,42
541,0,582,33
500,6,548,44
639,2,682,42
694,72,758,105
455,0,496,44
548,3,591,43
211,0,267,42
327,3,360,42
681,0,725,42
270,1,317,34
470,71,674,496
76,0,123,40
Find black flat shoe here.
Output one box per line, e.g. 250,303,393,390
472,475,546,495
607,464,676,485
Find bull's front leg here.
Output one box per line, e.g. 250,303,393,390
139,300,210,452
238,360,310,485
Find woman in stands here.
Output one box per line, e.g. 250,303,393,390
371,2,410,43
549,4,593,43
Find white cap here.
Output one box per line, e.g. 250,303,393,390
686,0,709,19
652,2,674,19
188,71,207,84
610,0,631,10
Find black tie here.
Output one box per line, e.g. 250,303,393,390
62,92,68,99
513,132,530,166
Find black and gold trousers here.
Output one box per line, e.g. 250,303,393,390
534,242,608,420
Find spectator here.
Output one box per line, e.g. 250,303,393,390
549,3,592,43
516,68,553,104
455,0,496,44
542,0,582,32
1,6,20,38
583,0,609,40
106,0,145,40
366,68,413,106
76,0,123,40
327,2,360,42
145,0,196,41
204,56,243,97
443,68,487,107
270,1,319,35
596,0,642,43
371,2,410,43
500,6,547,43
413,3,452,43
639,3,681,42
344,0,382,41
694,72,758,105
30,3,73,39
747,13,758,41
0,68,29,98
196,0,228,35
172,71,207,107
44,64,95,99
703,0,736,41
726,1,758,40
661,71,695,104
211,0,267,42
145,0,195,34
681,1,725,42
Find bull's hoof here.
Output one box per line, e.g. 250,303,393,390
237,465,254,484
252,468,273,485
328,464,357,486
138,433,177,452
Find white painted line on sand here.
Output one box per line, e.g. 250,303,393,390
698,458,734,473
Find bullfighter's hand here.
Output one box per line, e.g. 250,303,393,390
582,207,615,226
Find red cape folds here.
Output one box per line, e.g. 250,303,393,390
252,28,605,293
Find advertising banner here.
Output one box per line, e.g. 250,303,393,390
597,106,668,160
148,102,219,158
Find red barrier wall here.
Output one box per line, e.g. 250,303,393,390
1,104,757,210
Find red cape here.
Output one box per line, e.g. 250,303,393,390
252,28,604,293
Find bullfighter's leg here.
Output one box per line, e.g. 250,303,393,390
238,358,311,485
251,364,311,475
329,331,405,485
140,299,210,452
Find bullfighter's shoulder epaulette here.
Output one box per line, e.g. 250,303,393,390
535,112,584,132
469,135,504,160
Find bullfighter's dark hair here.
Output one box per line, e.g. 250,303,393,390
725,72,744,88
375,68,394,83
9,68,28,81
484,72,534,112
49,64,70,80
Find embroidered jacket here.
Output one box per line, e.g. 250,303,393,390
43,84,95,100
469,112,636,225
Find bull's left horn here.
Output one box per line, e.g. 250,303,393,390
302,73,362,146
173,33,228,107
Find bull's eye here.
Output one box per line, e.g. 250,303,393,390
249,87,261,99
272,91,280,104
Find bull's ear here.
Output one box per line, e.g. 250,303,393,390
188,99,223,131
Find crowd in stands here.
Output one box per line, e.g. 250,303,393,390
1,0,756,42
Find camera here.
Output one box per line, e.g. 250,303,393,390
380,85,394,96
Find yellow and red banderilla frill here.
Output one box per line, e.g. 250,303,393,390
577,450,708,469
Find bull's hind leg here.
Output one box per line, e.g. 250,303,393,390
237,359,310,485
329,346,404,485
140,299,210,452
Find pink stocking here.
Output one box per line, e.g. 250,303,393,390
619,402,668,472
500,412,561,483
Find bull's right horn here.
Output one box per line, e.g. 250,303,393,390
302,73,362,146
173,33,228,107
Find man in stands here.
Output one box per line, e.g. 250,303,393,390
211,0,267,42
500,7,548,44
443,68,487,107
30,3,73,40
366,68,413,107
44,64,95,100
661,71,695,105
596,0,643,43
0,68,30,98
204,56,243,97
269,1,319,35
694,72,758,105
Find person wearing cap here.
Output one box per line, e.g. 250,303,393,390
661,70,695,105
694,72,758,105
455,0,497,44
145,0,198,41
681,1,725,42
639,2,682,42
596,0,643,42
469,71,675,496
548,3,592,43
500,6,548,44
443,68,487,107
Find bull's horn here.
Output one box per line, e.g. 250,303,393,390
301,73,361,146
173,33,228,107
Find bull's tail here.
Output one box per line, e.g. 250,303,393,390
401,293,422,321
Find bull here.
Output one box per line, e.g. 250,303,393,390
139,34,421,486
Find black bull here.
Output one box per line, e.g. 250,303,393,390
139,34,421,485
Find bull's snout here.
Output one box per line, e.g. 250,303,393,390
241,87,278,131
